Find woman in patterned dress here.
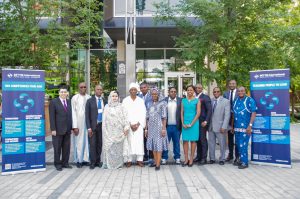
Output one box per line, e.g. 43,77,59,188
181,85,201,167
145,88,168,171
102,91,130,169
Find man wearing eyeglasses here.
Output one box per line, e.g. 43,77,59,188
208,87,230,165
49,85,73,171
162,87,182,165
71,82,91,168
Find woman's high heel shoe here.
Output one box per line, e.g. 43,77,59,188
182,161,189,167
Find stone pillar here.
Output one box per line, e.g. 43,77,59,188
125,44,136,94
117,40,126,100
208,61,218,97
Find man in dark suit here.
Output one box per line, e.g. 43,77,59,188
194,84,212,165
223,79,238,164
49,85,73,171
85,85,106,169
138,82,153,163
162,87,182,165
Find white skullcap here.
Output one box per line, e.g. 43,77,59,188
129,82,139,91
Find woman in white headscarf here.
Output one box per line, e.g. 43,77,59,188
102,91,130,169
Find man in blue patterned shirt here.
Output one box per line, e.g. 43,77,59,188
233,87,257,169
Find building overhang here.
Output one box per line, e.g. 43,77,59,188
104,17,201,48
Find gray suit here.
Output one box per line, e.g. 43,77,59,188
208,97,230,161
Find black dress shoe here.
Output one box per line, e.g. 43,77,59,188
76,162,83,168
208,160,215,164
219,161,225,165
62,165,73,169
90,164,95,169
199,159,207,165
233,159,241,166
238,163,248,169
193,157,200,162
225,156,233,162
55,167,62,171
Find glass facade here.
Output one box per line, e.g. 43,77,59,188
136,48,194,89
70,48,194,96
114,0,179,17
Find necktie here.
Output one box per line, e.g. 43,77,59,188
230,90,234,107
213,99,218,113
97,98,102,122
63,100,67,112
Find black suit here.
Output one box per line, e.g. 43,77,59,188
49,98,72,169
223,89,238,159
196,93,212,161
85,95,106,166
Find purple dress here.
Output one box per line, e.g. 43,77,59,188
146,100,168,152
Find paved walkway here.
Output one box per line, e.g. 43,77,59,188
0,124,300,199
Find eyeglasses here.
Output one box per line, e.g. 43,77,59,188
213,91,220,93
80,86,86,88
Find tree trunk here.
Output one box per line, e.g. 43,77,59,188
291,87,295,119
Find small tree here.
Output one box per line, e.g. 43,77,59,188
0,0,103,70
155,0,299,90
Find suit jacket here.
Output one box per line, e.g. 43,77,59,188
49,98,72,135
198,93,212,123
223,89,238,106
164,96,182,130
209,97,230,133
138,92,152,109
85,95,107,131
223,89,238,126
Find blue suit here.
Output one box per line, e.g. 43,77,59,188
138,92,152,109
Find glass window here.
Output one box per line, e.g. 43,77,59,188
114,0,179,17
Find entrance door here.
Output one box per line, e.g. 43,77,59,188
164,72,196,97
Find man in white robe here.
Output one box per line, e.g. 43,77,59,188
71,82,91,168
122,83,146,167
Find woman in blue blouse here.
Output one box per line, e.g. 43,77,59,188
181,85,201,167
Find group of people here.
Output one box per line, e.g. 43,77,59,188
49,79,257,171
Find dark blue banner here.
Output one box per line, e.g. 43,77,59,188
2,69,46,175
250,69,291,167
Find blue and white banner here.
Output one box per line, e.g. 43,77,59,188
250,69,291,167
1,69,46,175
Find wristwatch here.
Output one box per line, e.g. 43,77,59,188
249,123,253,127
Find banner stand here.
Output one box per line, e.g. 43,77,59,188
1,69,46,175
250,69,291,168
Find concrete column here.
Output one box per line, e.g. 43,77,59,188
125,44,136,94
208,61,218,97
117,40,126,100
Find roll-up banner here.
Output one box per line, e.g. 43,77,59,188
250,69,291,168
1,69,46,175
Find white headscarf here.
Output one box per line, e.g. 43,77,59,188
129,82,139,91
108,91,120,107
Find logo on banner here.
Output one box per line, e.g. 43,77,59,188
13,93,35,113
7,73,13,78
260,91,279,110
